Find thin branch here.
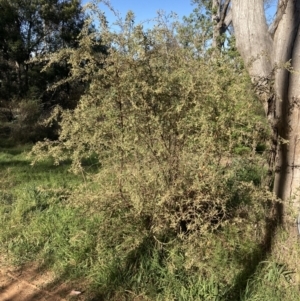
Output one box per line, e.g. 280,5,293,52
220,0,231,23
224,8,232,27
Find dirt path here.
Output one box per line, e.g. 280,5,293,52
0,258,84,301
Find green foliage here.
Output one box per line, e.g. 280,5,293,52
183,0,232,53
179,2,213,54
0,0,89,143
0,0,85,101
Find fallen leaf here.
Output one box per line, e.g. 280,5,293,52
70,290,82,296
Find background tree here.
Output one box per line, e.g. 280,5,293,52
0,0,85,101
0,0,87,142
0,0,26,100
187,0,232,50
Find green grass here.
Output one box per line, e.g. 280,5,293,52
0,157,78,189
240,260,297,301
1,141,300,300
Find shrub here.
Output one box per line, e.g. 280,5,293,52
31,7,275,297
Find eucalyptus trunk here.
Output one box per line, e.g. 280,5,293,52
211,0,231,49
231,0,300,212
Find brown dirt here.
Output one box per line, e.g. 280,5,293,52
0,257,85,301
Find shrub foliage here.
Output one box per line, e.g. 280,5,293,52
31,6,276,296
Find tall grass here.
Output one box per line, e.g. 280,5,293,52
1,142,300,300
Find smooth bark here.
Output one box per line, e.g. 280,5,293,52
231,0,300,211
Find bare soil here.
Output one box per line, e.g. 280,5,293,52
0,257,85,301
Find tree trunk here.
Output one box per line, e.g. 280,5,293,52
212,0,231,49
232,0,300,213
212,0,222,49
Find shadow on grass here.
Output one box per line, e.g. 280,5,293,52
0,138,33,154
89,236,159,301
0,160,99,180
0,159,33,168
0,153,100,171
222,201,283,300
0,160,76,181
0,147,31,155
0,159,62,169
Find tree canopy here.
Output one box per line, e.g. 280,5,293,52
0,0,85,101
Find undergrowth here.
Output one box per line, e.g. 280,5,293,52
1,5,300,301
1,146,300,300
0,149,299,301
